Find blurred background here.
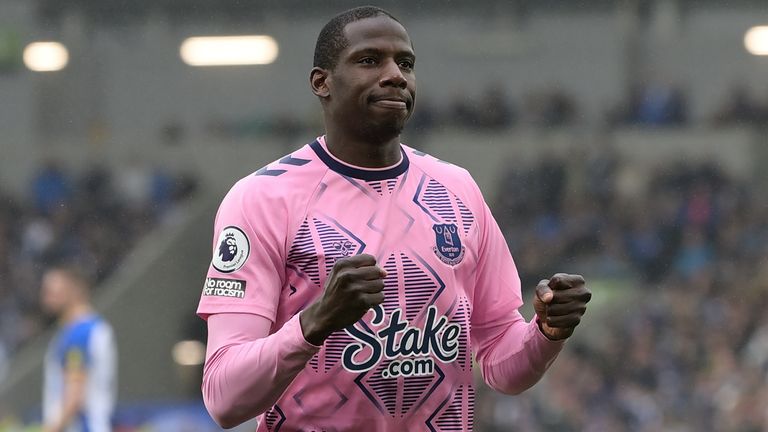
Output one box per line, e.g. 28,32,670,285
0,0,767,430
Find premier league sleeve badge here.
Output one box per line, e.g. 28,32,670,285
212,226,251,273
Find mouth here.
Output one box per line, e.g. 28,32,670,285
370,95,410,110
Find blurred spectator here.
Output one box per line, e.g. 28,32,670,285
475,83,515,129
31,162,72,215
609,81,688,127
522,87,577,127
115,159,153,212
636,82,687,126
711,84,767,127
446,91,480,129
417,84,516,131
673,227,714,278
584,142,618,207
150,168,174,214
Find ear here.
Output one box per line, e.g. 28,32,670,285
310,67,331,98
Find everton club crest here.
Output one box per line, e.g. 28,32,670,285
432,223,465,266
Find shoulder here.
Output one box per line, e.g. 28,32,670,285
404,144,483,201
61,316,101,348
220,142,329,214
91,316,114,336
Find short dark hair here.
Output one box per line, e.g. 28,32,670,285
313,6,402,70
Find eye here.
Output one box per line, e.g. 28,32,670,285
398,60,415,70
359,57,376,65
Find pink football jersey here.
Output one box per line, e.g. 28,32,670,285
198,136,527,431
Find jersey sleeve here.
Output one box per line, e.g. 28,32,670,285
470,187,525,335
467,178,565,393
61,324,92,372
197,177,288,322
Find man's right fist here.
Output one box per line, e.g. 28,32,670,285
300,254,386,345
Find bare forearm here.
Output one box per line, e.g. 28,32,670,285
203,314,319,428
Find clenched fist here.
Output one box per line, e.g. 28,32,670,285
300,254,387,345
533,273,591,341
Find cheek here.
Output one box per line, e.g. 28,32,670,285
342,74,374,95
329,74,373,109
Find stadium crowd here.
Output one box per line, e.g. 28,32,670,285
205,81,768,140
478,150,768,431
0,161,197,380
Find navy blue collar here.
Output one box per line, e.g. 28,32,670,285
309,139,409,181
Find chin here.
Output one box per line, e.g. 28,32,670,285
361,120,405,143
373,111,411,135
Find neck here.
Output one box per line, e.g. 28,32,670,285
323,126,402,168
61,302,92,325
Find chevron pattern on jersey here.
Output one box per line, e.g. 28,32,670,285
413,176,475,234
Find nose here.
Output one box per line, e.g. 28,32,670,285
379,59,407,89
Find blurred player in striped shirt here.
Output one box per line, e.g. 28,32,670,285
41,265,116,432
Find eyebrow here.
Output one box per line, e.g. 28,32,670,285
349,46,416,59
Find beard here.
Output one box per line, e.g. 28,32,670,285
356,110,410,144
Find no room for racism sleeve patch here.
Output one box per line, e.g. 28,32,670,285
203,277,247,299
211,226,250,273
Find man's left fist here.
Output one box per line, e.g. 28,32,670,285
533,273,591,341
